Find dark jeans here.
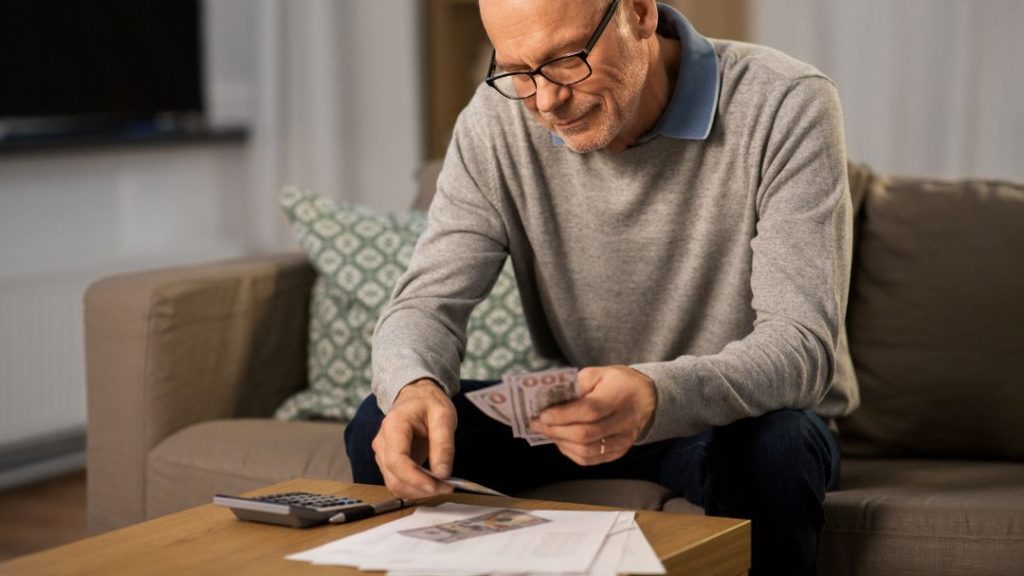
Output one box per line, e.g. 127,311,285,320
345,379,840,576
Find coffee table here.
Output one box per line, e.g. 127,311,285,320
0,479,750,575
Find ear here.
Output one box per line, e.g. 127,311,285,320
624,0,659,40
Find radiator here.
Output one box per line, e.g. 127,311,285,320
0,269,93,449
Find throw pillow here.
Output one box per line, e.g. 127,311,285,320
274,187,557,422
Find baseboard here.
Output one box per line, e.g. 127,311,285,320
0,427,86,490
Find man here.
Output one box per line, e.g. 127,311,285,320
346,0,858,573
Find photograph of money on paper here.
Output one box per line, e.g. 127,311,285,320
399,508,550,544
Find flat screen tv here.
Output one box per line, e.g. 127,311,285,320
0,0,203,142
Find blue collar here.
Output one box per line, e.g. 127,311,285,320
552,3,720,146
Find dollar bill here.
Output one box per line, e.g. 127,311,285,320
465,368,580,446
507,367,579,444
399,508,549,544
464,386,513,426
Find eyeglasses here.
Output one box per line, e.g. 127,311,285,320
485,0,621,100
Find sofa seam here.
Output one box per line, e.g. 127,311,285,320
148,457,320,485
148,279,311,326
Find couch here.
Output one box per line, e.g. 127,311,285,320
85,162,1024,575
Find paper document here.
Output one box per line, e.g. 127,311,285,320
287,502,664,575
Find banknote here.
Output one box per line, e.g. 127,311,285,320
464,386,512,426
419,466,509,497
465,368,580,446
507,367,580,442
399,508,549,544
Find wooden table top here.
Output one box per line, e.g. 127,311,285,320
0,478,749,576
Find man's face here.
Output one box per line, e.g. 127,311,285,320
480,0,648,153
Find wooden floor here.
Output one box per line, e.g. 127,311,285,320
0,470,88,562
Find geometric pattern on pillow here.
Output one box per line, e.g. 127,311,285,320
274,187,557,422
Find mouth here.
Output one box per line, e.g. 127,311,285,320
554,116,582,129
551,107,594,131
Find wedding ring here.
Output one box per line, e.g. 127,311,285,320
600,437,607,456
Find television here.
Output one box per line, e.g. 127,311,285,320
0,0,203,142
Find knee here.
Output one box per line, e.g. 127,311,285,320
712,410,831,482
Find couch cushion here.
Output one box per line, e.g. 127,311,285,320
819,458,1024,576
516,479,674,511
839,175,1024,459
146,419,348,519
272,187,557,422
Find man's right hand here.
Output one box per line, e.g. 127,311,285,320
371,378,457,499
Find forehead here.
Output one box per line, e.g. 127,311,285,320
480,0,600,67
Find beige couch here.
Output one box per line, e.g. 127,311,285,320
85,163,1024,575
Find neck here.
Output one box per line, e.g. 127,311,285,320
605,34,681,153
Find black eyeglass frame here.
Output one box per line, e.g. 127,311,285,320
485,0,621,100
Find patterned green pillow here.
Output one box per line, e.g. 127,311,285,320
274,187,557,422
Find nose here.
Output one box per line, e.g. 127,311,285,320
533,75,570,114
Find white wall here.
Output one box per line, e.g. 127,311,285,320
751,0,1024,181
0,145,250,279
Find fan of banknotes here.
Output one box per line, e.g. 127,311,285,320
465,367,580,446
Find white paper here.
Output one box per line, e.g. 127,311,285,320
618,519,666,575
288,502,665,575
288,503,618,574
516,512,665,576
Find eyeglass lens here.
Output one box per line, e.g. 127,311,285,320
492,55,591,99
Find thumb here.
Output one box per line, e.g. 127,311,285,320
576,367,601,397
427,409,456,478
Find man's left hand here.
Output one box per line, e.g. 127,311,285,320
529,365,657,465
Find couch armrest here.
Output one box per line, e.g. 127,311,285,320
84,253,315,533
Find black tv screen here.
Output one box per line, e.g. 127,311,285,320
0,0,202,138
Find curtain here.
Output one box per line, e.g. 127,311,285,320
206,0,423,252
751,0,1024,181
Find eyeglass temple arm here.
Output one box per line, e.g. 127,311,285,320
585,0,621,53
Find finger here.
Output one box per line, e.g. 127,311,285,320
576,367,601,397
390,453,451,497
530,419,607,444
554,433,630,466
378,432,448,498
427,409,457,479
539,395,611,426
378,420,448,497
375,438,422,498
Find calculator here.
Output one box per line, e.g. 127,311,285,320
213,491,364,528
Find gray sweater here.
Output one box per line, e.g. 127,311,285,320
373,37,859,444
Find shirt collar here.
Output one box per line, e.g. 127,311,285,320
552,2,721,146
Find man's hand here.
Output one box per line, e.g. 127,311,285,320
371,379,457,499
530,366,657,465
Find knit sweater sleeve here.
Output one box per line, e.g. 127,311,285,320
371,94,509,412
631,76,854,443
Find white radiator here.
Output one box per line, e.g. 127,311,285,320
0,269,93,449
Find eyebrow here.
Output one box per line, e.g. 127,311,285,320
495,38,584,70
